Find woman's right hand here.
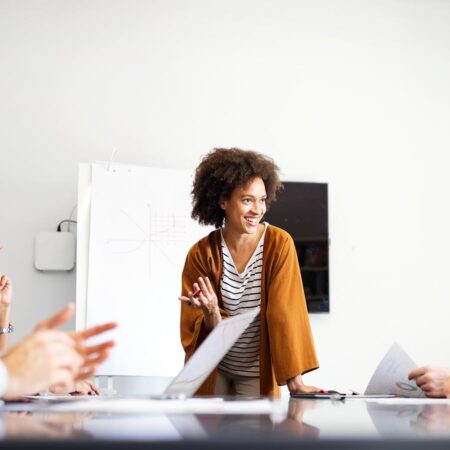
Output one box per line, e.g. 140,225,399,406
178,277,222,330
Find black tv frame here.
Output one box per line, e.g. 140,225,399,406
265,181,329,313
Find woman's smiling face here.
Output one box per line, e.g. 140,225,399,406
220,177,267,235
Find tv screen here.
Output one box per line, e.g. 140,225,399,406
265,182,329,313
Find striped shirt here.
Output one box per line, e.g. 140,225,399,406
218,223,267,377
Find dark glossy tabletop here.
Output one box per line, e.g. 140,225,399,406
1,397,450,448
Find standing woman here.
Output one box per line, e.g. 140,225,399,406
179,148,319,397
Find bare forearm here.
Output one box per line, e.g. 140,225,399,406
204,309,222,331
0,305,10,326
0,305,11,352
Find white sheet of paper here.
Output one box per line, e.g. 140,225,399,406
164,308,260,396
364,342,425,397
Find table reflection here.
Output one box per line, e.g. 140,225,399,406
1,398,450,441
1,412,92,439
367,401,450,437
273,398,320,437
411,404,450,434
175,398,319,439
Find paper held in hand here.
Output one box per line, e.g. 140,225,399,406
364,342,425,398
291,342,426,399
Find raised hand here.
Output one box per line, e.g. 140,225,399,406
179,276,222,330
0,273,12,306
2,330,83,400
34,303,117,394
71,322,117,381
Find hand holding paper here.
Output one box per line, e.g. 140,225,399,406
364,342,425,398
408,366,450,398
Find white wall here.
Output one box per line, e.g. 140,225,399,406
1,0,449,392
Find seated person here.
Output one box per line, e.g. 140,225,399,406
0,240,115,399
0,303,116,400
0,239,111,396
408,366,450,398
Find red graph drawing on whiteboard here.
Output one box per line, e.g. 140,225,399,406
106,204,187,276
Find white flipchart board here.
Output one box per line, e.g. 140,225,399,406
77,162,212,376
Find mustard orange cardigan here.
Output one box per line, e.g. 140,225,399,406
180,224,319,397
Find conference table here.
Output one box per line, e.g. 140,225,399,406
1,395,450,449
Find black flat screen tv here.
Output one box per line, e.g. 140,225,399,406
265,182,329,313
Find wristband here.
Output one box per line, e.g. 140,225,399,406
0,323,14,334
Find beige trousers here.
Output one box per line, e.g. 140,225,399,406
214,369,260,397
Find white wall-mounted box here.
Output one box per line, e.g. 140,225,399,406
34,232,75,271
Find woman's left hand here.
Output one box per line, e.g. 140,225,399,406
287,373,321,394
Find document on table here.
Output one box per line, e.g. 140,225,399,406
364,342,425,398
